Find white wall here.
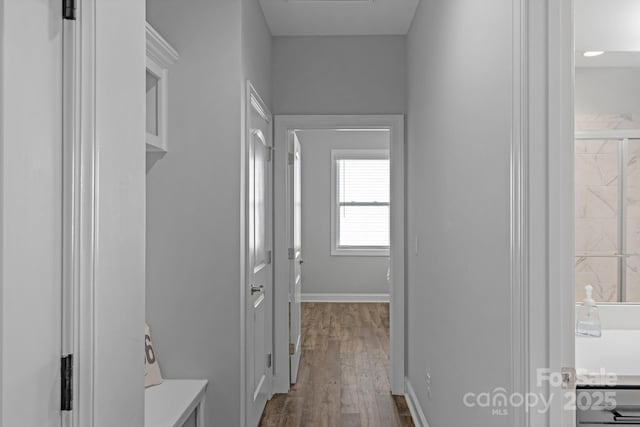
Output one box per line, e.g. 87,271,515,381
575,68,640,114
93,2,148,425
295,130,389,296
575,0,640,51
576,304,640,329
1,1,63,425
243,0,272,103
145,1,271,425
272,36,406,114
406,1,512,426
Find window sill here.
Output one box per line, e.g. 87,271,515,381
331,248,390,257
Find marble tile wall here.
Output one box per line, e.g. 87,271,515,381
575,114,640,303
576,113,640,132
625,140,640,302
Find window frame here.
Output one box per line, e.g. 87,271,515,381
330,149,391,257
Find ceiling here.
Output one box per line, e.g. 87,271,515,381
575,52,640,68
575,0,640,52
258,0,420,36
574,0,640,68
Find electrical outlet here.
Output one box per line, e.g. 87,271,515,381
426,371,432,400
414,235,419,255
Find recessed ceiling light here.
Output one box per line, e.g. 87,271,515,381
583,51,605,57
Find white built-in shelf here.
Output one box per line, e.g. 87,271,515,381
145,379,208,427
146,23,178,154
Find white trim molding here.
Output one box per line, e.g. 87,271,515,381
145,23,178,154
301,293,390,303
520,0,576,426
62,2,98,425
509,0,529,425
404,378,429,427
273,115,405,395
145,23,179,69
546,3,576,426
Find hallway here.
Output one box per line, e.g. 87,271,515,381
259,303,414,427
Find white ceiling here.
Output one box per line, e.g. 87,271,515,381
574,0,640,69
575,0,640,52
258,0,420,36
575,52,640,68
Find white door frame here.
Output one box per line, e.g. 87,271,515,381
3,1,99,424
63,0,147,425
288,133,302,384
516,0,575,426
272,115,405,395
549,1,577,426
63,1,97,425
241,81,274,427
0,0,144,427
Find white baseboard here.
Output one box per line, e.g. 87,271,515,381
405,377,429,427
300,293,390,303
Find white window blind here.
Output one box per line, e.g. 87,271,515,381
332,150,390,253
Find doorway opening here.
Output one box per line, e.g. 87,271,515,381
572,2,640,426
269,115,405,419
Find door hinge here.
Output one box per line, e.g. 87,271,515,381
288,152,294,165
288,248,295,260
63,0,76,20
561,367,576,390
266,353,272,369
267,146,273,162
289,343,295,355
61,354,73,411
266,250,272,265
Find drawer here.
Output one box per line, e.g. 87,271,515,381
580,425,640,427
577,388,640,425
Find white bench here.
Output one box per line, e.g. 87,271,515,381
145,379,208,427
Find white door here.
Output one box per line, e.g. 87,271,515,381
289,134,303,384
1,1,63,426
246,84,273,427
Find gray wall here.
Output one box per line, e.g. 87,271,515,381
272,36,406,114
296,130,390,295
145,0,271,425
406,1,511,425
576,67,640,114
243,0,272,103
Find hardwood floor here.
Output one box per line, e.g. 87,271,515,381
259,303,415,427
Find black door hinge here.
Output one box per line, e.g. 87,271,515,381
61,354,73,411
63,0,76,20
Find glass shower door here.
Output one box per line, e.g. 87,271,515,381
575,138,621,302
575,136,640,303
624,139,640,301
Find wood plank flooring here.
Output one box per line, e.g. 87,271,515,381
259,303,415,427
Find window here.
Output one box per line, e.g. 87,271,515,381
331,149,390,256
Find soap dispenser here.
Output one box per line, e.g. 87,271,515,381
576,285,602,337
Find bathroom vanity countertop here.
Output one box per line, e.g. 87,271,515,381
145,379,208,427
577,375,640,387
576,329,640,386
